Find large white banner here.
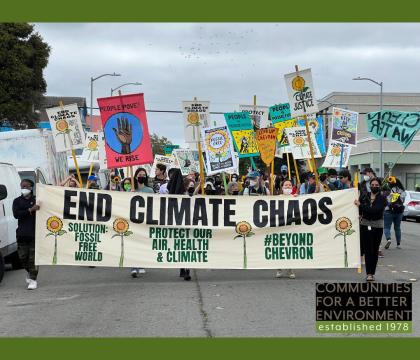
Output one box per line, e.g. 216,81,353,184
35,185,360,269
284,68,318,117
46,103,85,152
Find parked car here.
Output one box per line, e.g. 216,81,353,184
402,191,420,222
0,163,23,282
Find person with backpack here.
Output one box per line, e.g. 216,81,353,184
383,176,406,250
242,171,270,195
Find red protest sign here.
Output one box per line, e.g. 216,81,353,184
97,93,153,168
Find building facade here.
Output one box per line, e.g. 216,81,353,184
318,92,420,190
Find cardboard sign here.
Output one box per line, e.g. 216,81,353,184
322,141,352,168
224,112,260,158
183,101,210,143
284,68,318,117
331,108,358,147
269,103,291,123
285,126,322,160
365,110,420,148
97,93,153,169
256,128,279,165
272,118,297,146
202,125,236,175
81,132,101,161
46,103,85,152
172,149,199,175
298,115,326,154
35,184,361,269
239,105,271,129
97,132,107,170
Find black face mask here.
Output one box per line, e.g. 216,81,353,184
188,187,195,195
371,187,380,194
232,191,239,195
205,190,213,195
137,177,146,184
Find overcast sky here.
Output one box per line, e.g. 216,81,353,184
34,23,420,145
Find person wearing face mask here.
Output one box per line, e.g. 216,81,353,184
229,173,242,194
12,179,40,290
327,169,342,191
184,177,196,197
242,171,270,195
276,180,297,279
121,178,132,192
227,180,239,195
134,168,154,193
360,167,376,195
354,178,387,282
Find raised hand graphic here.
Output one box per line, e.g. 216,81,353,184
113,117,132,154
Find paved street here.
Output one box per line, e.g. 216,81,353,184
1,220,418,337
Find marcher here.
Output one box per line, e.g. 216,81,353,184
299,172,318,194
227,180,239,195
360,167,376,195
12,179,40,290
60,174,80,188
153,163,167,193
326,168,342,191
167,168,191,281
87,174,100,189
134,168,154,193
339,169,353,189
276,179,297,279
242,170,270,195
383,176,406,250
354,178,387,281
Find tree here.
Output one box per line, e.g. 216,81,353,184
150,133,172,156
0,23,50,129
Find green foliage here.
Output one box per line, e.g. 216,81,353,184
150,133,172,156
0,23,50,129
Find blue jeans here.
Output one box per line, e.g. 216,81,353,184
383,211,403,244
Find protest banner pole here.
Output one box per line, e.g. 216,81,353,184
270,160,274,195
339,144,345,170
352,172,362,274
306,159,313,172
293,157,301,184
222,172,229,195
194,97,205,195
294,65,319,186
286,153,291,179
59,101,83,188
85,163,94,189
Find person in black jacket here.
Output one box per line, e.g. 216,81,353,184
12,179,40,290
354,178,387,281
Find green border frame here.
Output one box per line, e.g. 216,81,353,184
1,0,420,21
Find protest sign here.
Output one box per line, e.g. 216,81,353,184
183,101,210,143
285,126,322,160
164,144,180,156
225,152,239,175
322,141,352,168
272,118,297,146
224,112,259,158
239,104,270,129
97,132,107,171
202,125,236,175
97,93,153,169
149,155,174,178
331,108,358,146
269,103,291,123
81,132,101,161
35,184,360,269
284,68,318,117
172,149,199,175
256,128,279,166
298,115,326,154
365,110,420,148
46,103,85,152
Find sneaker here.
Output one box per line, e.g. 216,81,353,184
384,239,392,250
378,250,384,258
275,270,283,278
366,275,375,282
25,277,31,285
396,244,402,249
287,270,296,279
130,269,138,278
27,280,37,290
138,268,146,274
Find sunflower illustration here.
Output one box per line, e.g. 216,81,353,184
206,131,229,163
112,218,133,267
292,76,305,92
234,221,255,269
293,136,307,157
86,139,98,159
331,146,342,157
45,216,67,265
334,217,355,267
55,119,72,148
187,112,200,126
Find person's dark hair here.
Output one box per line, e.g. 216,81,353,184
167,168,185,195
391,177,405,191
21,179,34,187
319,173,328,183
339,169,351,182
328,168,338,176
369,177,381,187
156,163,167,173
134,167,149,189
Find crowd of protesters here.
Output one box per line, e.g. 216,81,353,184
12,161,408,289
